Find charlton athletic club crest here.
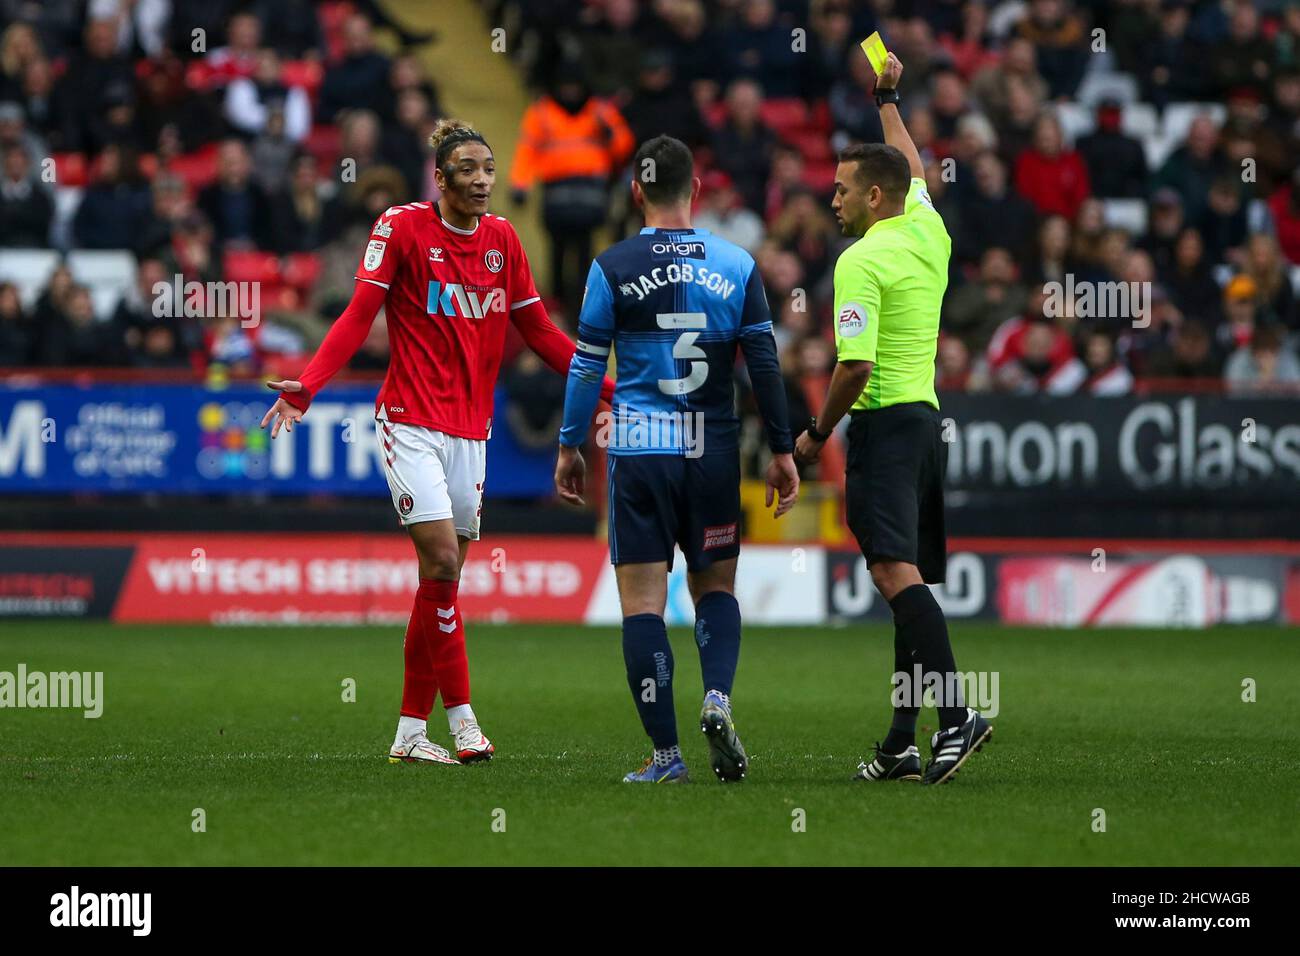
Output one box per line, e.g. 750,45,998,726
484,249,504,273
398,493,414,517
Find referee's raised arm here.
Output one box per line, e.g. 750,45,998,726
873,52,925,181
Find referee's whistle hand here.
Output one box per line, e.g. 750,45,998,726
794,431,824,466
554,445,586,506
765,453,800,519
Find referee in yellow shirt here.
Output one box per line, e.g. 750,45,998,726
795,51,992,785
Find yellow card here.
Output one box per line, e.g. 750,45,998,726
860,32,888,75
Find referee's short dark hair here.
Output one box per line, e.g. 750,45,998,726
839,143,911,203
633,135,695,205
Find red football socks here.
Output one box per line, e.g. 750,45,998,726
415,577,470,708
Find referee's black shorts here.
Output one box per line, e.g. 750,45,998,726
844,401,948,584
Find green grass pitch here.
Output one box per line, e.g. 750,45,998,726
1,621,1296,866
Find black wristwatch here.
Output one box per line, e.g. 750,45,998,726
875,87,900,108
806,417,830,443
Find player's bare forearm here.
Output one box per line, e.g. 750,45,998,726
816,360,873,435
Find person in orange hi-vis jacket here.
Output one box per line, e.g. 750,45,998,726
510,61,634,310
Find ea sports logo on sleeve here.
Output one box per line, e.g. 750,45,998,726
838,302,867,338
484,249,504,273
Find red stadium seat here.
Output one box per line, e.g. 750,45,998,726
784,128,834,163
52,152,88,187
166,145,220,192
801,159,838,192
223,250,281,285
281,253,322,290
305,124,342,175
760,97,810,135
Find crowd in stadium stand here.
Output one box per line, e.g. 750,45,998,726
3,1,1300,454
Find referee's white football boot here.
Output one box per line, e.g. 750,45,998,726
700,690,747,782
922,708,992,785
452,717,495,763
854,743,922,782
389,731,459,765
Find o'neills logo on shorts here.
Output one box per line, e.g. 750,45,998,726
398,494,414,516
702,523,737,550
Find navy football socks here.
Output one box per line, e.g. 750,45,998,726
622,613,677,748
694,590,741,697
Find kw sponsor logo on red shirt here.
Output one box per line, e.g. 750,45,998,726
426,282,506,319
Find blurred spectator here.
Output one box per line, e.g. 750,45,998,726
503,351,566,448
725,0,803,98
0,96,46,163
1267,167,1300,263
225,48,312,142
1153,115,1222,225
1064,327,1134,395
988,311,1079,393
1076,100,1147,199
1014,112,1090,220
250,107,298,197
712,78,777,215
1242,234,1297,329
1209,2,1274,99
829,47,885,152
510,63,634,309
694,171,764,254
202,10,261,88
254,0,326,60
16,55,58,141
623,49,709,151
270,152,342,253
806,0,856,94
0,22,42,103
50,16,134,153
1197,176,1248,264
381,88,436,201
136,54,221,155
114,256,198,368
994,75,1045,167
134,173,191,258
1139,0,1206,108
337,109,388,191
1146,319,1224,380
0,280,34,365
1140,189,1186,278
198,138,273,249
319,14,392,122
0,142,51,246
578,0,643,100
652,0,722,111
1163,226,1223,324
1023,213,1075,286
1015,0,1088,99
944,246,1029,354
970,36,1048,129
1220,274,1260,352
73,143,151,249
1224,323,1300,393
769,188,836,288
39,283,126,365
955,151,1036,266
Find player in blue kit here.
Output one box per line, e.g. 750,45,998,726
554,135,799,784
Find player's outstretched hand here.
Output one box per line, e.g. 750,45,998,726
261,380,305,439
875,51,903,91
554,445,586,506
765,452,800,519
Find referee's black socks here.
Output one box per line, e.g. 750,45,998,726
888,583,967,731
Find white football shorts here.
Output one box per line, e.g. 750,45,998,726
375,419,486,539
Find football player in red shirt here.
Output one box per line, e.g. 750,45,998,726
261,119,613,765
